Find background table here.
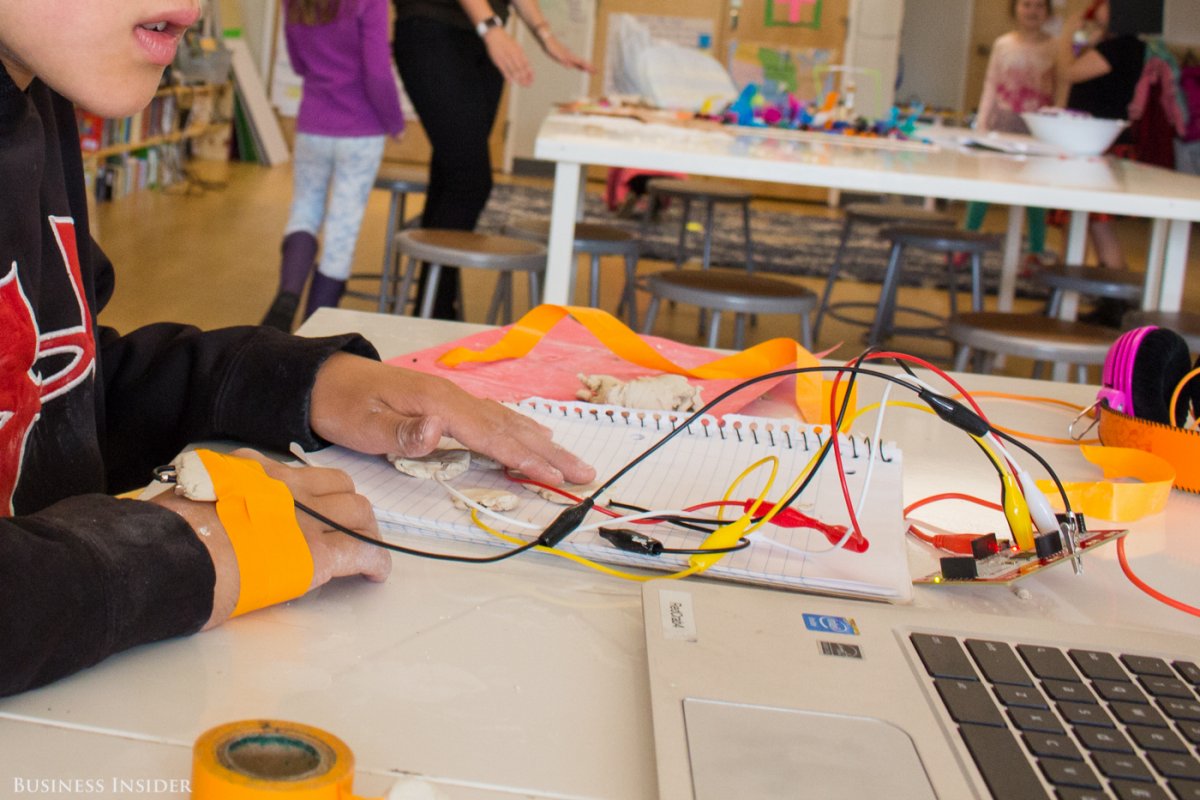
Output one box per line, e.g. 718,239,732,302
534,114,1200,320
1,308,1196,799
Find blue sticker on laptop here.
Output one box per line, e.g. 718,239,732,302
803,613,859,635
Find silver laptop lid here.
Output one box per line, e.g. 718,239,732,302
642,580,1200,799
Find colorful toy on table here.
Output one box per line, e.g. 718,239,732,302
713,83,925,142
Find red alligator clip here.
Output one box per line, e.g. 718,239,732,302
743,499,869,553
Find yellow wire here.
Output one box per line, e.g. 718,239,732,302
466,453,801,582
741,436,830,535
847,398,1033,545
717,455,780,522
1170,367,1200,428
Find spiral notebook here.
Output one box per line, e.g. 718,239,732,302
306,399,912,602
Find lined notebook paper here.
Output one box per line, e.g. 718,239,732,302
307,399,912,602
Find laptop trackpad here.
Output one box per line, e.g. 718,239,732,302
684,698,937,800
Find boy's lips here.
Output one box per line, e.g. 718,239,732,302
133,7,201,67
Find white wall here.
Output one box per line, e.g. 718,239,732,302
895,0,972,111
1164,0,1200,46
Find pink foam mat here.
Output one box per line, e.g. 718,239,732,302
387,319,801,418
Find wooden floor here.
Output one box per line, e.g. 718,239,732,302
94,160,1200,377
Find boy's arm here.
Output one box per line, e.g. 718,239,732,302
0,495,214,697
96,320,379,494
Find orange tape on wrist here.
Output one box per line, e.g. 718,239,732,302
194,450,315,617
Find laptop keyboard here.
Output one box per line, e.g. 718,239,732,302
911,633,1200,800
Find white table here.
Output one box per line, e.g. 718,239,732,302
2,308,1197,799
534,114,1200,319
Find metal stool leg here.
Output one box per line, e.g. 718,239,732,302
954,344,971,372
812,216,855,343
377,191,403,313
397,254,418,317
870,242,906,346
741,199,754,273
588,253,601,308
617,252,639,329
418,263,442,319
528,272,541,310
643,296,662,335
706,310,723,349
486,273,511,326
970,253,984,312
701,200,715,271
674,197,692,270
732,312,747,350
945,254,959,321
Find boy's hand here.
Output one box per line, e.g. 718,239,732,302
309,353,596,487
152,448,391,629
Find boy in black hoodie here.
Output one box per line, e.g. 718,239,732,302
0,0,593,697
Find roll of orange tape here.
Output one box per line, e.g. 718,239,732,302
192,720,380,799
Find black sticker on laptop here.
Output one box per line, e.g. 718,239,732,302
819,641,863,659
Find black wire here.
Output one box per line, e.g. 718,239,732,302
762,348,877,513
661,538,752,556
988,429,1074,517
604,499,723,532
295,360,1073,567
589,363,922,505
294,500,538,564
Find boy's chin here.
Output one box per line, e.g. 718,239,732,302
73,71,166,118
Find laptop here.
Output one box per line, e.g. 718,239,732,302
642,580,1200,799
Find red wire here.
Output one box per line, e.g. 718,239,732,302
865,351,990,420
824,352,1004,553
829,365,865,548
1117,537,1200,617
905,492,1004,517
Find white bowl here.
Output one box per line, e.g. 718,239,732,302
1020,112,1128,156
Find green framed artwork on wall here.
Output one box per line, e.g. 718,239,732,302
765,0,823,29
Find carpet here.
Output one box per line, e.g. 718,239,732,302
476,183,1043,296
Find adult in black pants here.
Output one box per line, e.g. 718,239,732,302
392,0,591,320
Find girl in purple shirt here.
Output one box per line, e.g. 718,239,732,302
263,0,406,331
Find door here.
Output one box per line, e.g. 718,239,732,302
502,0,597,172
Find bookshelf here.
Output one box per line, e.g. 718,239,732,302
79,82,234,202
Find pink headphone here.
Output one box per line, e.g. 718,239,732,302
1099,326,1197,425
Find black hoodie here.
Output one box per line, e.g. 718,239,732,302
0,69,377,696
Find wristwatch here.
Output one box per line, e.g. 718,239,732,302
475,14,504,37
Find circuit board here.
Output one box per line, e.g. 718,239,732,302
914,528,1129,586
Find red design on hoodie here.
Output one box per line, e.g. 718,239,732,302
0,217,95,514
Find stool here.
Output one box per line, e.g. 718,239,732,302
837,226,999,347
642,178,755,272
641,268,817,350
395,230,546,325
345,163,428,312
812,201,955,342
1122,310,1200,352
948,312,1119,382
1038,264,1144,318
503,216,641,327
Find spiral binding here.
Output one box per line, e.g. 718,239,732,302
512,398,893,461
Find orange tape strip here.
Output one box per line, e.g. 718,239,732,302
1036,444,1174,522
436,304,834,422
1097,405,1200,494
195,451,314,617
